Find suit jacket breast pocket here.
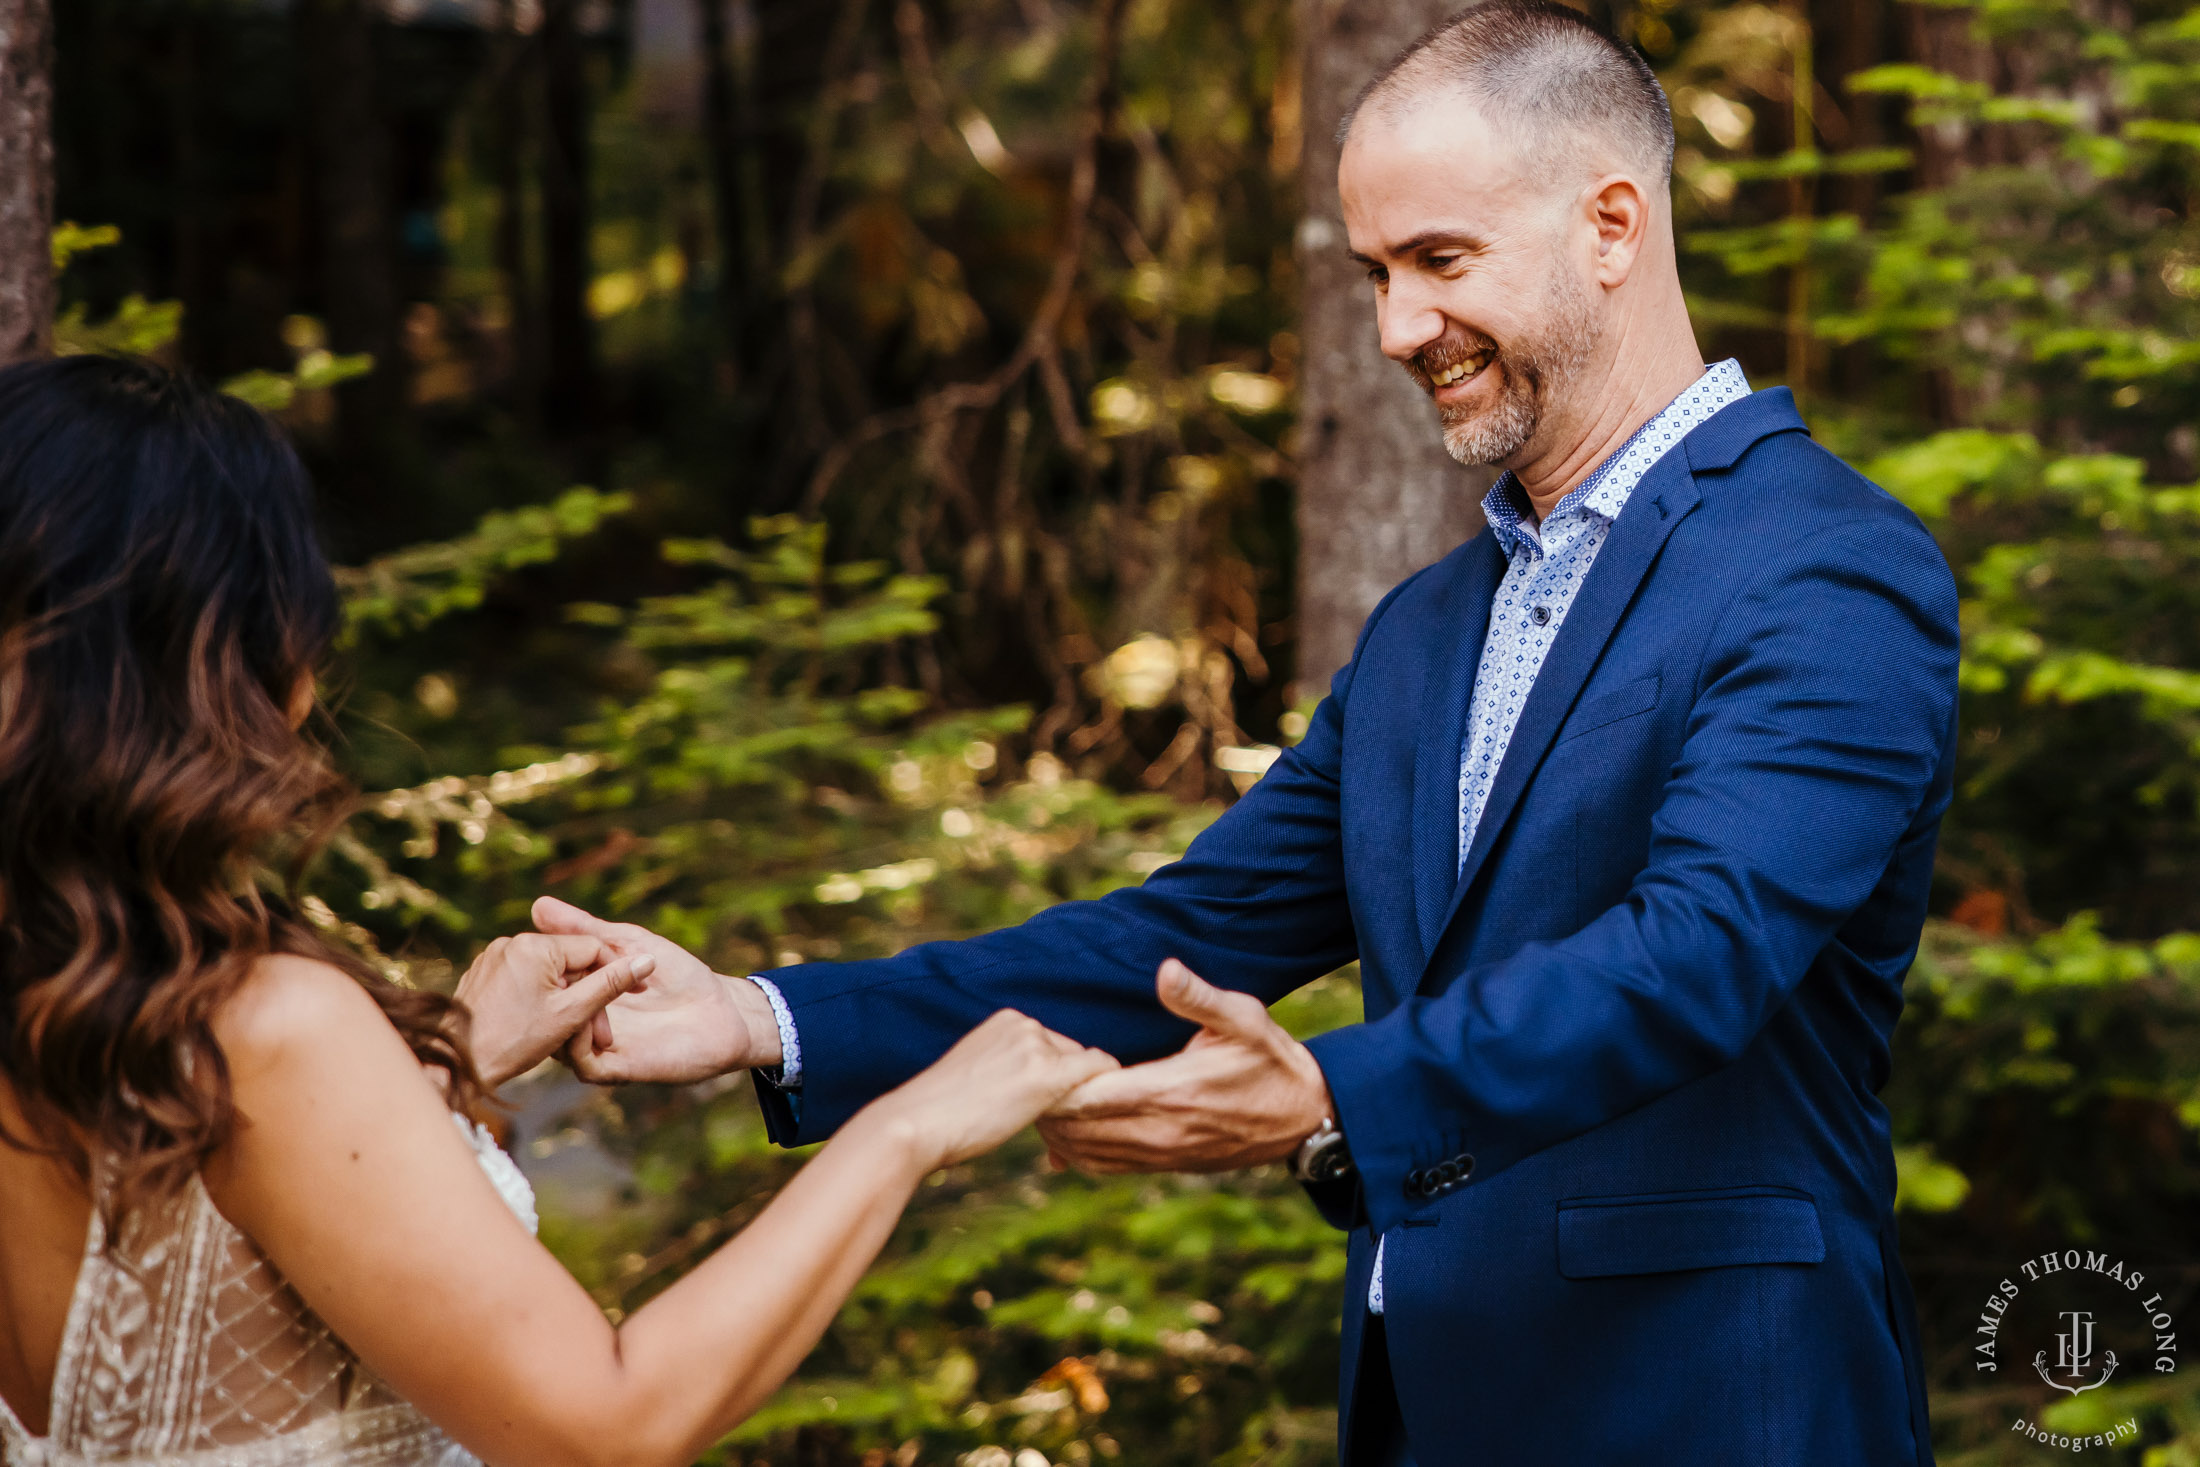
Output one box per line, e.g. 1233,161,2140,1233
1559,672,1661,744
1557,1186,1825,1279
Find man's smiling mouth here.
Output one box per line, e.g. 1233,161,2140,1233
1428,349,1493,389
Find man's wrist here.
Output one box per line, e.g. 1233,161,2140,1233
722,974,787,1069
1289,1047,1347,1177
1292,1044,1336,1137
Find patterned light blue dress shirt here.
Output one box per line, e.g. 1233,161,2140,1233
1368,358,1751,1315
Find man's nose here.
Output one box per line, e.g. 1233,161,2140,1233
1376,278,1446,365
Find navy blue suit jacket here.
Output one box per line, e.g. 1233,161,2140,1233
755,388,1957,1465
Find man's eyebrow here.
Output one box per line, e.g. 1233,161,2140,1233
1347,230,1487,265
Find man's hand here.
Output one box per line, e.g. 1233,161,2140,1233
1037,959,1333,1174
454,934,655,1090
532,896,783,1084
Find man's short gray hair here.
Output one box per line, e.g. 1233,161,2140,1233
1341,1,1675,184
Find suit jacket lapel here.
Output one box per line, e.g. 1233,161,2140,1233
1425,452,1705,965
1410,533,1505,960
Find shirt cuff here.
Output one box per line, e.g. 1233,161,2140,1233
747,975,803,1088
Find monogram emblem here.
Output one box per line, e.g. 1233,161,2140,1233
2033,1309,2118,1396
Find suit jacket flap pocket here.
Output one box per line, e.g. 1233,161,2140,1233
1558,1188,1824,1279
1560,673,1661,741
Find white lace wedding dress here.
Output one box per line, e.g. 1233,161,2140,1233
0,1115,537,1466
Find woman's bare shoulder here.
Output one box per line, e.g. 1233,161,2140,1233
213,954,406,1077
202,955,454,1210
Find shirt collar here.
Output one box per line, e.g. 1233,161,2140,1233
1481,358,1752,560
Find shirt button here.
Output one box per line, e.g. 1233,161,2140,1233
1530,605,1551,626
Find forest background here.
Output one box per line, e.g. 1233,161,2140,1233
15,0,2200,1460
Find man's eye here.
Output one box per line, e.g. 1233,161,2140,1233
1366,266,1388,286
1428,254,1461,270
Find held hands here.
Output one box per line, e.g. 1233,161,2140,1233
860,1011,1120,1175
510,902,1331,1180
532,897,783,1084
1038,959,1334,1175
454,934,655,1089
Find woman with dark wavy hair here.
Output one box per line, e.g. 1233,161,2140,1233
0,356,1113,1467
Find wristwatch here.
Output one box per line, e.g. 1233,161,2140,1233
1292,1115,1355,1184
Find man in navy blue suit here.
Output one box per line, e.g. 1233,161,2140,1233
538,3,1956,1461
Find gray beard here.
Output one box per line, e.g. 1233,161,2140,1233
1435,268,1601,468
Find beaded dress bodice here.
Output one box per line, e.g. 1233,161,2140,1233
0,1116,535,1466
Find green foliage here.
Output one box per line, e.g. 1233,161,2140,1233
48,223,381,418
325,508,1203,968
222,351,375,413
338,487,636,640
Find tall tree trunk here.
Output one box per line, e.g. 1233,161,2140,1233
540,0,595,426
1814,0,1886,402
0,0,53,364
171,12,211,368
697,0,745,377
492,0,539,418
299,0,403,457
1293,0,1489,695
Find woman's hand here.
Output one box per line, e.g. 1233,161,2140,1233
533,896,784,1084
456,934,656,1089
855,1011,1120,1175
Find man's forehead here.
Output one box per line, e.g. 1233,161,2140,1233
1338,93,1608,257
1339,106,1517,260
1345,88,1515,167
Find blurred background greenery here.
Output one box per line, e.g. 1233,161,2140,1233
32,0,2200,1460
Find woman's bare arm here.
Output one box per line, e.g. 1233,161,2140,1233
203,956,1111,1467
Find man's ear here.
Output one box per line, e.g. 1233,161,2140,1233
1584,173,1652,287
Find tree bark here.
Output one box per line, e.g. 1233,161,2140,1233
697,0,745,374
0,0,53,364
299,0,403,450
491,0,539,417
540,0,595,426
1294,0,1490,696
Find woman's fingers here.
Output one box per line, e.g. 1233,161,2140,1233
1046,1038,1119,1085
558,953,654,1025
496,931,614,984
456,932,655,1089
896,1012,1124,1169
990,1013,1119,1109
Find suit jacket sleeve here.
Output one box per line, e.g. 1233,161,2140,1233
746,577,1426,1145
1303,515,1961,1236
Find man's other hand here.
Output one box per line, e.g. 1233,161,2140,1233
1038,959,1332,1174
532,896,783,1084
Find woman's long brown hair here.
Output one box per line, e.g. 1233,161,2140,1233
0,355,478,1216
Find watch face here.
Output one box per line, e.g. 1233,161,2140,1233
1298,1131,1352,1183
1307,1146,1353,1183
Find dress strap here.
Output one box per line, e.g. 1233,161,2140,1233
0,1389,40,1460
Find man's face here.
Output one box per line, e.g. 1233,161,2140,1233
1340,95,1601,468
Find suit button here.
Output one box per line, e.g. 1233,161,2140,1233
1454,1154,1476,1180
1404,1169,1428,1199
